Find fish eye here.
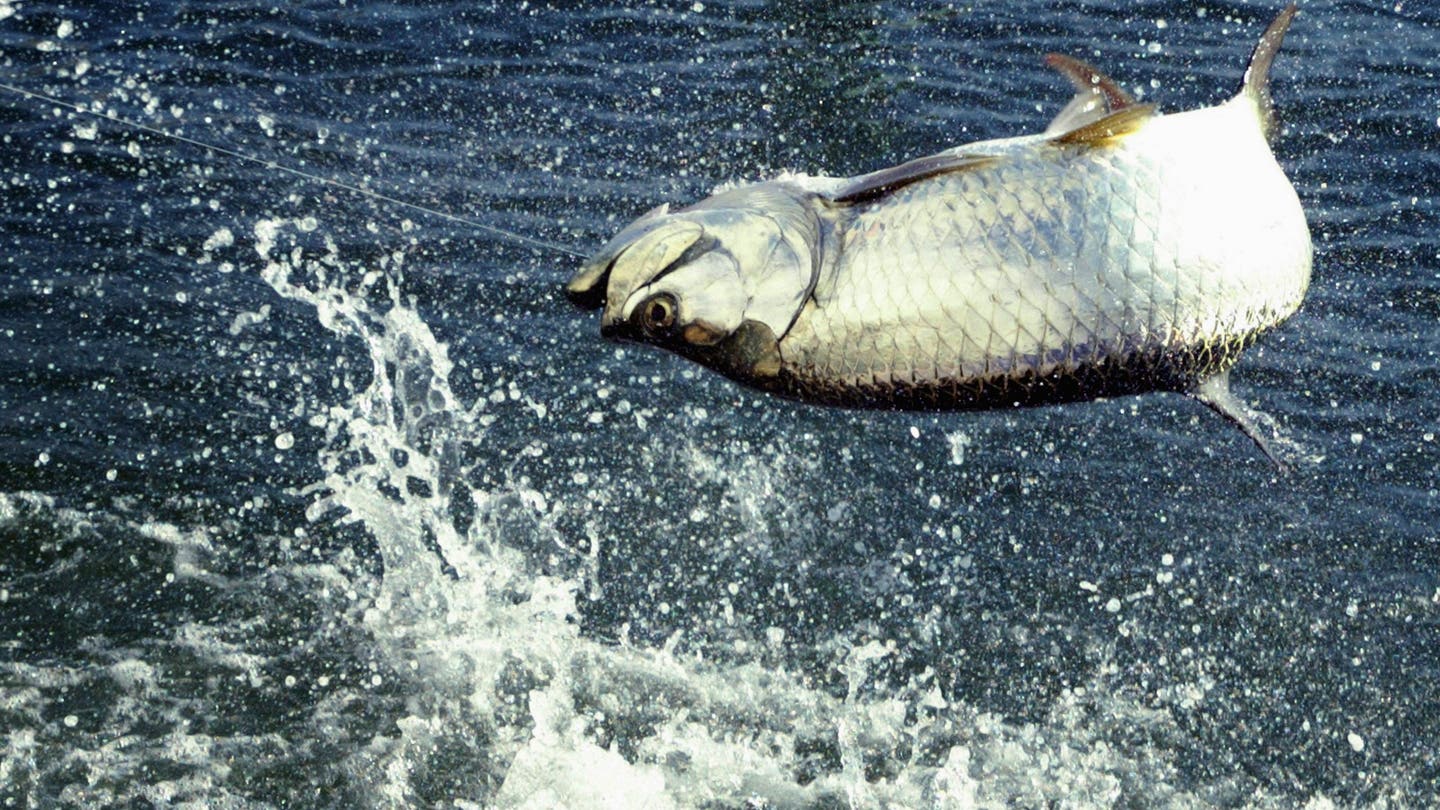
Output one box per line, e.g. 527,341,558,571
639,292,678,336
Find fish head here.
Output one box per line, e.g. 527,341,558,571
566,182,820,382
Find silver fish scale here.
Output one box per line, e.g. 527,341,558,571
777,132,1289,408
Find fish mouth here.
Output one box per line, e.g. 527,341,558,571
599,318,626,340
565,256,613,310
566,203,680,311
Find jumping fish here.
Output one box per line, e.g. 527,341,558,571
567,6,1311,462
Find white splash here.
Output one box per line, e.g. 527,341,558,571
227,217,1326,807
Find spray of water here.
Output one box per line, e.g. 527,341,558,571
238,217,1254,807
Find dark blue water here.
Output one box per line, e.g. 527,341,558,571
2,1,1437,806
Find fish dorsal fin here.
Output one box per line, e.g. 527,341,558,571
1049,104,1156,147
829,152,998,205
1043,53,1135,136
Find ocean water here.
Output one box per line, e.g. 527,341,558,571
1,0,1437,806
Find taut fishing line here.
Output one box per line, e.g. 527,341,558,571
0,80,587,259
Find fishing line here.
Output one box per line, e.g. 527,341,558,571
0,80,588,259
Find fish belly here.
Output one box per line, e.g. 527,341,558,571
778,101,1311,408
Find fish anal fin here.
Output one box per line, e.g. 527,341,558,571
829,153,999,205
1043,53,1135,136
1188,371,1315,471
1050,104,1156,147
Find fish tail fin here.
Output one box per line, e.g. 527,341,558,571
1238,4,1299,141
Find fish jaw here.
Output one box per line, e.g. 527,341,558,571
568,180,825,380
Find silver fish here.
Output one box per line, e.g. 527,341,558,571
568,6,1311,462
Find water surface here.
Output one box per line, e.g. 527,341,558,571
1,1,1437,806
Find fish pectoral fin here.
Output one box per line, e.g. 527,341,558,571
827,152,999,205
1049,104,1156,147
1042,53,1135,136
1188,371,1317,472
